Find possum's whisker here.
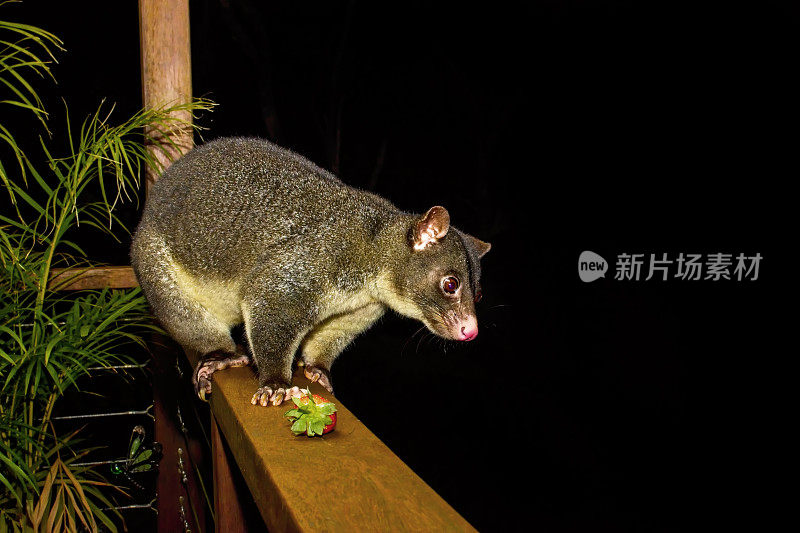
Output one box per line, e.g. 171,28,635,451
416,329,440,355
402,325,428,357
423,331,440,353
415,330,429,354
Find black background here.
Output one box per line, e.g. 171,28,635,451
3,1,789,531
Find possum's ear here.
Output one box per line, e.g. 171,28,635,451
464,234,491,258
410,206,450,251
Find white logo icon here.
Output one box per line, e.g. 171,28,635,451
579,251,607,282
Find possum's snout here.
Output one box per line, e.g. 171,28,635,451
454,315,478,341
460,325,478,341
431,314,478,341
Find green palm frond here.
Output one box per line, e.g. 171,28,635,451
0,10,63,196
0,94,212,527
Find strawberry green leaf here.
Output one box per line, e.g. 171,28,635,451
291,419,308,434
284,409,304,419
310,419,324,436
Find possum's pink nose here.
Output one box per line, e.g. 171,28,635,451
458,316,478,341
461,327,477,341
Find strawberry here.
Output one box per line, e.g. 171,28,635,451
284,391,337,437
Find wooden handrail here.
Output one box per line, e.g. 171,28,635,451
48,266,138,290
183,349,476,532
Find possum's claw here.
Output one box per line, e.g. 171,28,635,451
192,349,251,400
269,388,288,406
303,365,333,393
283,386,304,402
251,387,276,406
251,385,302,407
251,387,272,406
195,373,212,402
193,363,214,401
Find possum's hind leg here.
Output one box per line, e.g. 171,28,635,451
131,225,243,399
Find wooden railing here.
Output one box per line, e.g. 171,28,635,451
48,266,139,290
57,267,475,531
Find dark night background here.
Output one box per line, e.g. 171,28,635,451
3,1,790,531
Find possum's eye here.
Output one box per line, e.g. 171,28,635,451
441,276,459,295
474,289,482,303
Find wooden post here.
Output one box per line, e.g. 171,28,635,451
212,416,253,533
139,2,204,532
150,337,208,533
139,0,193,188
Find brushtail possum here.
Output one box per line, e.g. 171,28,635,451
131,137,491,406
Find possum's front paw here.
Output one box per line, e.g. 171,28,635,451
303,365,333,394
251,384,304,407
192,350,252,401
